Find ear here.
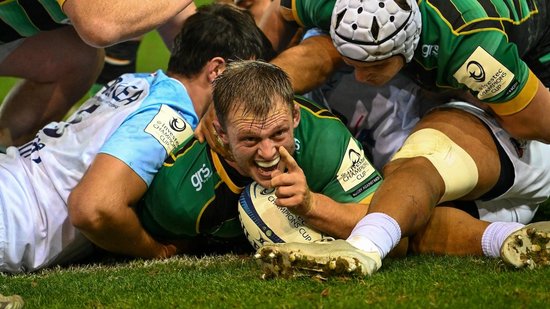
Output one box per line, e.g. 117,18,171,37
213,118,229,145
292,102,301,129
207,57,226,82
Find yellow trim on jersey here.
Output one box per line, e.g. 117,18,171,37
488,70,539,116
57,0,66,7
195,194,217,234
359,193,374,205
211,149,242,194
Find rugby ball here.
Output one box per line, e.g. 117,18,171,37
238,182,329,249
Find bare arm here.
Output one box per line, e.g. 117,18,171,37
61,0,194,47
495,80,550,143
156,2,197,51
270,147,369,239
258,0,299,52
68,154,175,259
271,35,345,94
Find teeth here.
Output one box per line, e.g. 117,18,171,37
256,156,280,168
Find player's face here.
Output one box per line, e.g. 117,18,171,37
223,101,300,188
344,55,404,86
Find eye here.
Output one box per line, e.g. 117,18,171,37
272,129,287,139
240,136,258,145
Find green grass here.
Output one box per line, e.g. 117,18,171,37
2,253,550,308
1,3,550,307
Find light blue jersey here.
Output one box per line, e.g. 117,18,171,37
0,70,197,273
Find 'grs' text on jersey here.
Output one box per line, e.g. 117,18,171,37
421,44,438,58
191,164,212,191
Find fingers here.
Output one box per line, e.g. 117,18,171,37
278,146,298,172
194,122,206,142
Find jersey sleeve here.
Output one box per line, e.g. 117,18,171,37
437,28,536,115
289,0,335,30
294,97,382,204
136,140,214,239
100,75,197,186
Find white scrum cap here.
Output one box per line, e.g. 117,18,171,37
330,0,421,63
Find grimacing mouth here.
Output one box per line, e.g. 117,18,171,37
255,156,280,168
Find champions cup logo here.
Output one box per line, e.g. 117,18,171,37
467,61,485,82
453,47,514,100
145,105,193,153
169,117,186,132
348,149,362,166
337,140,376,191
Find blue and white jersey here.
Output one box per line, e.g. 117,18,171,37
0,70,197,273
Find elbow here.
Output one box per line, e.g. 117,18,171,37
68,190,109,233
71,18,123,48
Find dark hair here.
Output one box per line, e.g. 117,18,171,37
213,60,294,128
168,3,275,77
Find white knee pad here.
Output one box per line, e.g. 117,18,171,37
391,128,479,203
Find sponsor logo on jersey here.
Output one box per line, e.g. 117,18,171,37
421,44,439,58
99,76,145,106
294,138,301,153
336,139,376,191
453,47,514,100
145,104,193,154
191,163,212,191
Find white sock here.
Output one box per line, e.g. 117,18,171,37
481,222,524,258
346,212,401,259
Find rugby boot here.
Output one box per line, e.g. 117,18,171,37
501,221,550,269
254,239,381,279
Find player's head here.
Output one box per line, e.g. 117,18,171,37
212,60,299,188
168,3,275,77
330,0,421,85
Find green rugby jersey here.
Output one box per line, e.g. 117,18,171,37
409,0,547,114
286,0,548,114
0,0,68,43
283,0,334,30
137,96,382,240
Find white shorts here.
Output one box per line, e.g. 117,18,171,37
321,71,550,224
439,102,550,223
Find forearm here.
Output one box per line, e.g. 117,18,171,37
62,0,193,47
259,0,299,52
495,81,550,143
156,2,197,51
68,154,174,259
77,206,171,259
301,193,369,239
271,35,344,94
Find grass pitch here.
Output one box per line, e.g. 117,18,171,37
2,252,550,308
1,8,550,308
